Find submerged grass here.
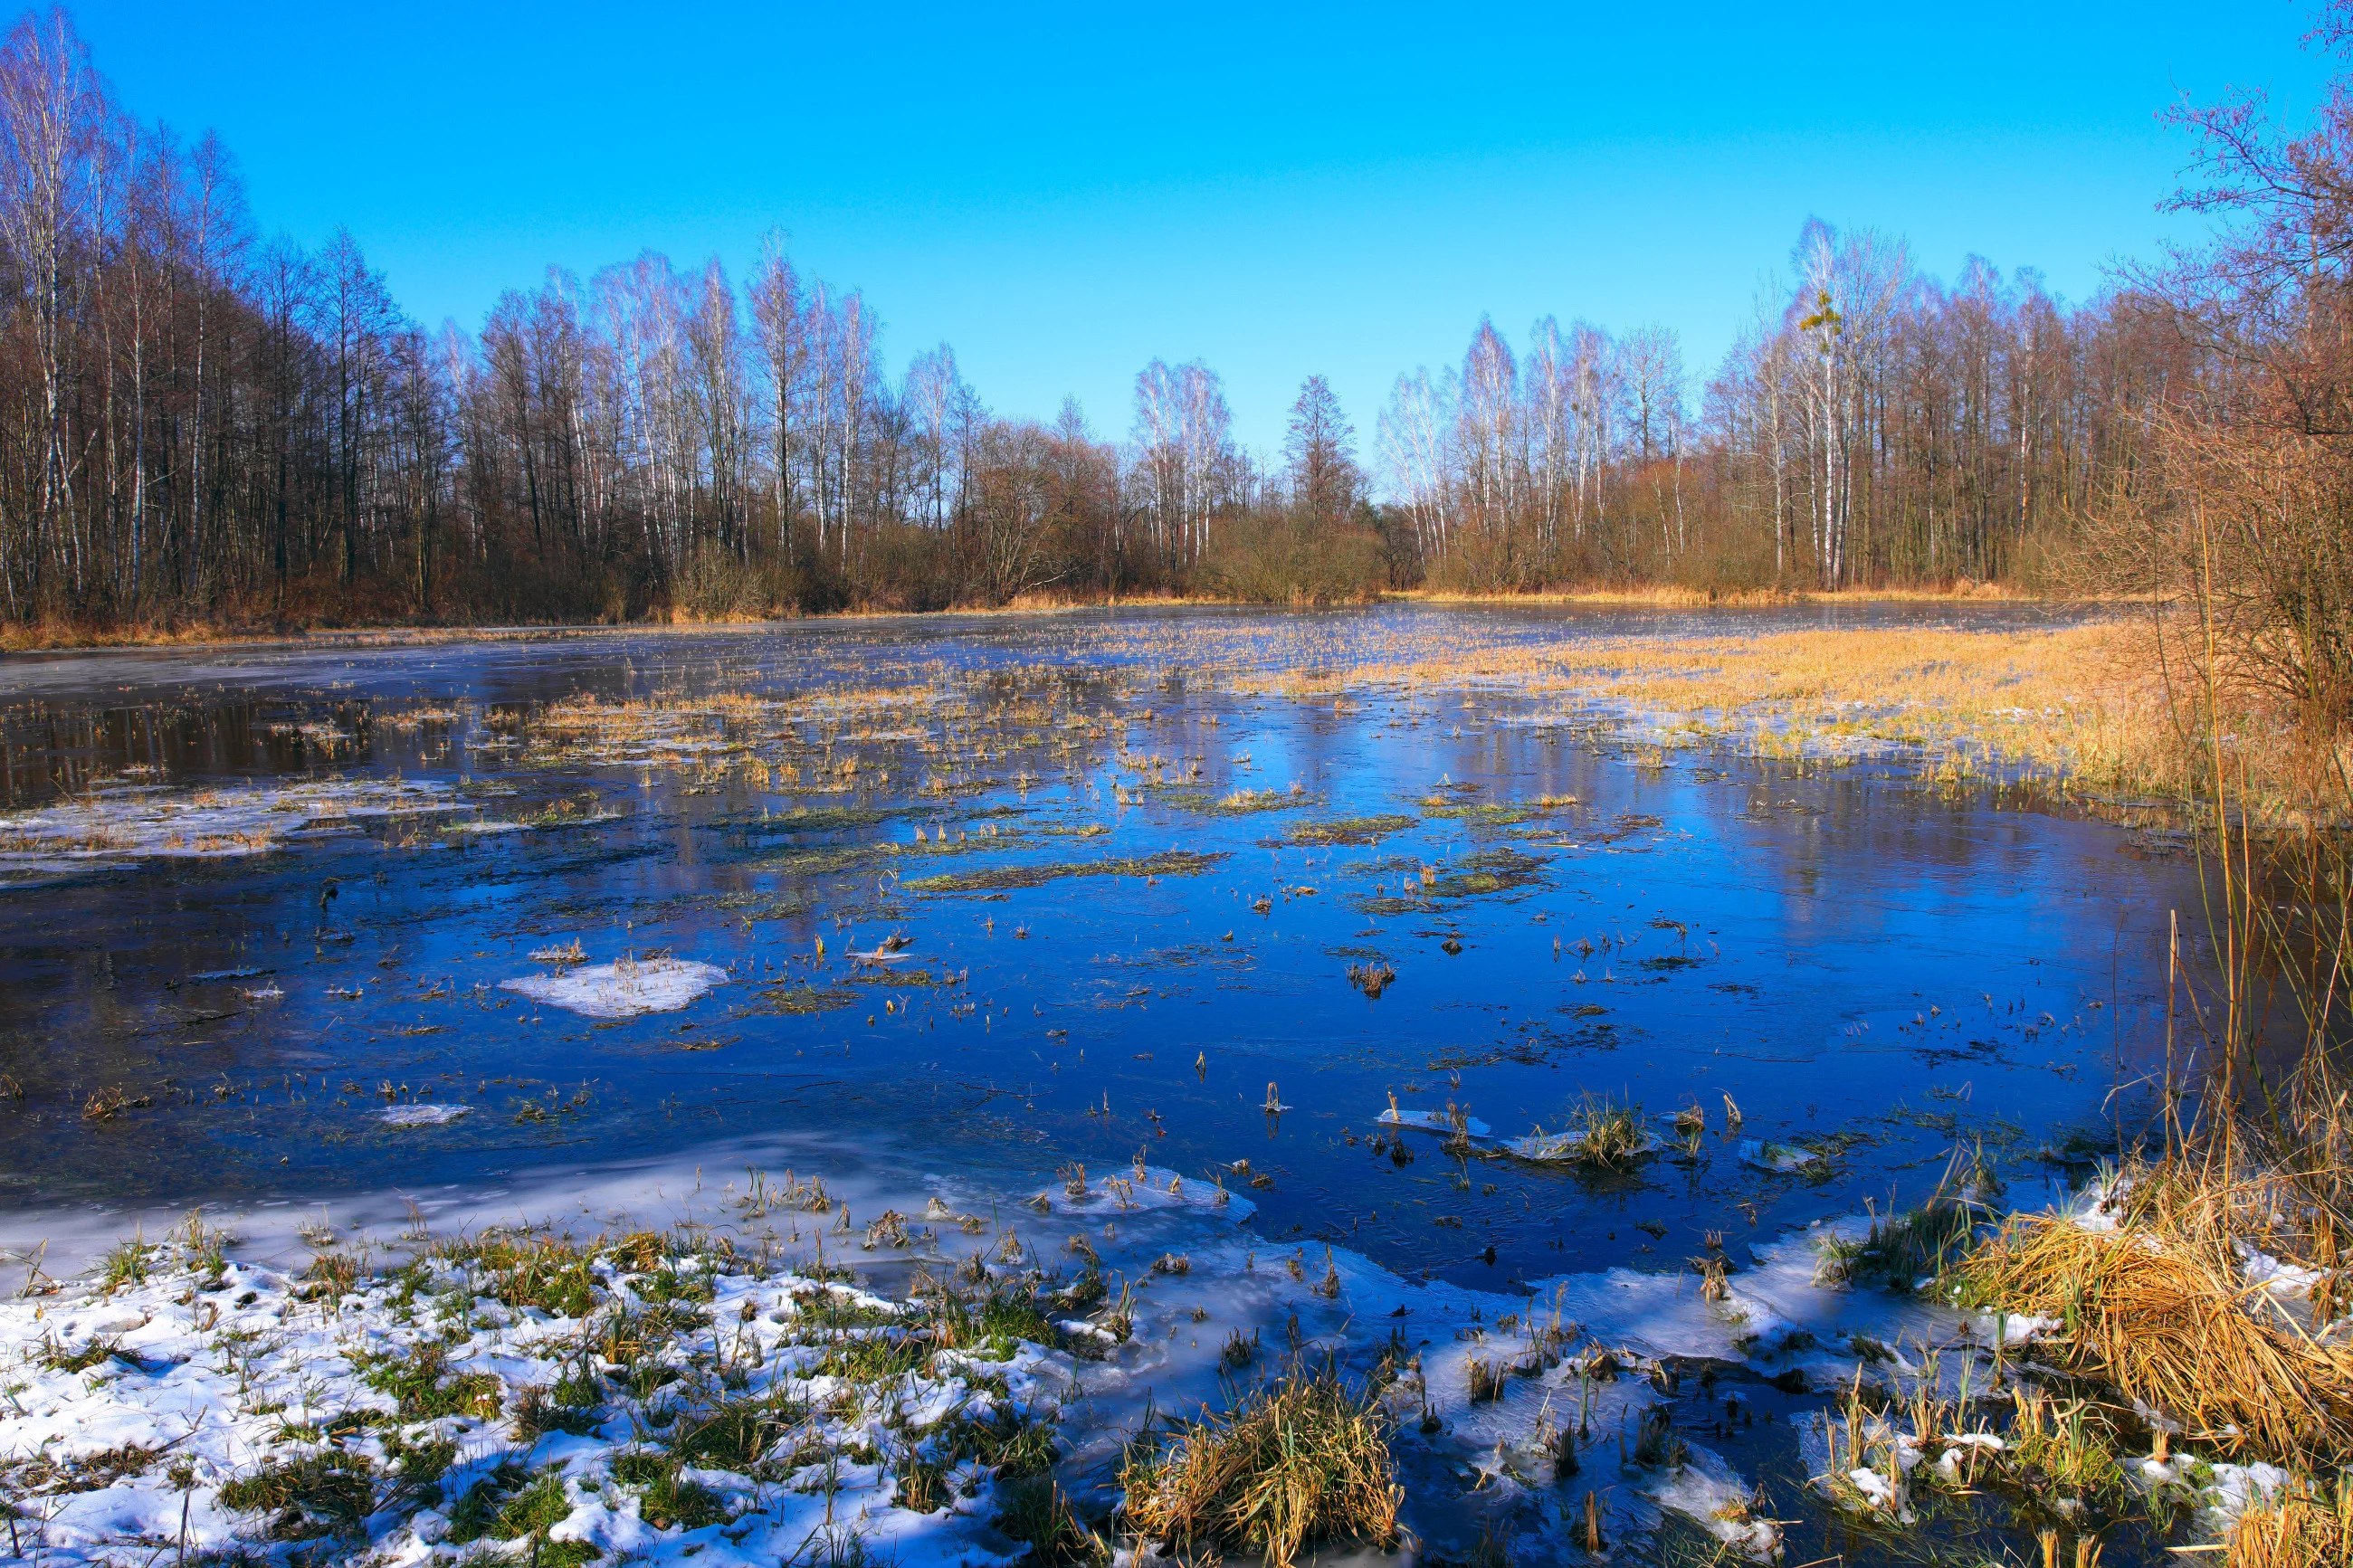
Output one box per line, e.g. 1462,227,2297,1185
1280,813,1418,846
904,849,1226,894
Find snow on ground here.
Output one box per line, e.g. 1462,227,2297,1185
0,1154,2275,1567
498,958,728,1019
0,1225,1061,1567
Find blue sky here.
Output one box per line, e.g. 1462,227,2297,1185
75,0,2337,456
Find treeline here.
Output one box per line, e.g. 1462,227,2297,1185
0,10,2240,632
1377,261,2186,591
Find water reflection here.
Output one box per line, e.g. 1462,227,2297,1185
0,605,2183,1304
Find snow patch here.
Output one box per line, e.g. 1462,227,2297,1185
0,776,475,886
1739,1137,1824,1173
1378,1107,1493,1138
499,957,727,1019
381,1104,472,1127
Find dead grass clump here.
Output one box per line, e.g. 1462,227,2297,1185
300,1251,363,1301
81,1085,150,1120
1958,1196,2353,1463
1119,1363,1402,1567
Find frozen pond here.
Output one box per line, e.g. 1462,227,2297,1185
0,603,2196,1564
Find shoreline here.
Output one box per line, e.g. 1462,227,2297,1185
0,584,2084,657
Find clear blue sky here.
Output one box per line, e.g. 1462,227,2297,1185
73,0,2339,456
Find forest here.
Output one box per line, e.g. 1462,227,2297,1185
0,8,2318,633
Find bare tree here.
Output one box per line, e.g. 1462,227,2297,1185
1282,373,1358,527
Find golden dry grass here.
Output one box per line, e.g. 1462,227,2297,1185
1234,615,2344,823
2230,1479,2353,1568
1389,581,2035,608
1119,1365,1402,1568
1958,1179,2353,1464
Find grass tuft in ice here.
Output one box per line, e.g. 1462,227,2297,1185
1510,1094,1654,1169
1281,813,1417,846
903,848,1227,894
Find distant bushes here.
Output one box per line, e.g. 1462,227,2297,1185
1200,513,1388,605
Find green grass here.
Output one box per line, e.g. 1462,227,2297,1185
668,1395,811,1472
510,1380,605,1440
449,1462,589,1556
215,1451,377,1539
1853,1194,1978,1288
1158,786,1300,815
1421,800,1572,826
756,983,862,1013
357,1340,501,1421
1425,847,1548,898
996,1474,1104,1563
794,1290,901,1332
100,1238,152,1293
611,1449,730,1532
434,1234,602,1318
932,1286,1061,1360
634,1265,718,1307
812,1328,929,1385
382,1431,458,1500
36,1336,120,1373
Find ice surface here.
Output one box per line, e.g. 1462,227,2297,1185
0,776,475,886
1377,1107,1493,1137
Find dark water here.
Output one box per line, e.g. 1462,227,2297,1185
0,604,2180,1300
